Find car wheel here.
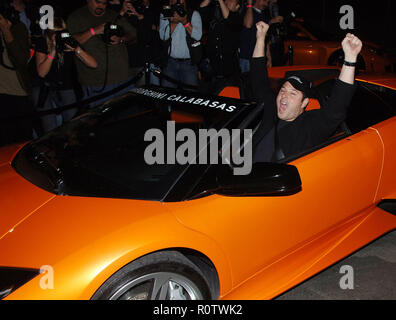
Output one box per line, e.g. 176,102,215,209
91,251,213,300
328,49,366,70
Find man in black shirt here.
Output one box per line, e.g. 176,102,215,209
120,0,160,85
0,8,32,146
251,21,362,162
67,0,136,107
239,0,283,73
199,0,242,82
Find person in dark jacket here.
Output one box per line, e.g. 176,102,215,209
239,0,283,72
67,0,137,107
34,17,97,134
0,7,32,147
199,0,242,79
120,0,161,85
251,21,362,162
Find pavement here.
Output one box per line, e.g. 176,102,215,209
276,230,396,300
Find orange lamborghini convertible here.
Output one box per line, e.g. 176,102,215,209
283,20,396,73
1,66,396,300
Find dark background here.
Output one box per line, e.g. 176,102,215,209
37,0,396,52
279,0,396,51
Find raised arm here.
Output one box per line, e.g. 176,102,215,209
250,22,278,156
251,21,273,102
310,34,362,142
252,21,269,58
218,0,231,20
243,0,254,28
339,33,363,85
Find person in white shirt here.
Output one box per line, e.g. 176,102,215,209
159,0,202,90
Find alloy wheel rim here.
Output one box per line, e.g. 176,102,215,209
109,272,203,300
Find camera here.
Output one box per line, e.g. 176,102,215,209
103,23,124,44
161,5,173,19
173,1,187,17
130,0,146,15
0,0,20,24
55,31,80,52
161,0,187,19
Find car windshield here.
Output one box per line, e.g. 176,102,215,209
13,88,253,201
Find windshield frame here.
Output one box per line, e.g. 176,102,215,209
12,87,257,202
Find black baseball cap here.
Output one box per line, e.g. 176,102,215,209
281,75,313,98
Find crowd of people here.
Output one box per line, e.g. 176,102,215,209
0,0,311,147
0,0,290,146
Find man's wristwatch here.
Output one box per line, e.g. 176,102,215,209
343,60,357,67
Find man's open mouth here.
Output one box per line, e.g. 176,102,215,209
279,102,288,114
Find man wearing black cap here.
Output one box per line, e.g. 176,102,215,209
251,21,362,162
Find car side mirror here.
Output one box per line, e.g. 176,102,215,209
215,162,302,197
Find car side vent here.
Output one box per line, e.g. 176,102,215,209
378,200,396,216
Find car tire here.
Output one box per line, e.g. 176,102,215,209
91,250,213,300
328,49,366,70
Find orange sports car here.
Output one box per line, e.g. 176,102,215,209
1,67,396,300
282,20,396,73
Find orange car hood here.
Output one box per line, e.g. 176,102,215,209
0,143,26,167
0,162,56,241
0,161,172,271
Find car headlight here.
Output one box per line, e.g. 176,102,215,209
0,267,40,299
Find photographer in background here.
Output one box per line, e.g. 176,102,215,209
33,17,97,134
199,0,242,92
120,0,161,86
239,0,283,72
67,0,137,107
159,0,202,90
0,1,32,146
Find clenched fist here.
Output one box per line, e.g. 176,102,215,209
342,33,363,63
256,21,269,41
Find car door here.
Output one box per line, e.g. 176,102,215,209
373,116,396,200
169,129,383,286
168,81,386,286
355,80,396,201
